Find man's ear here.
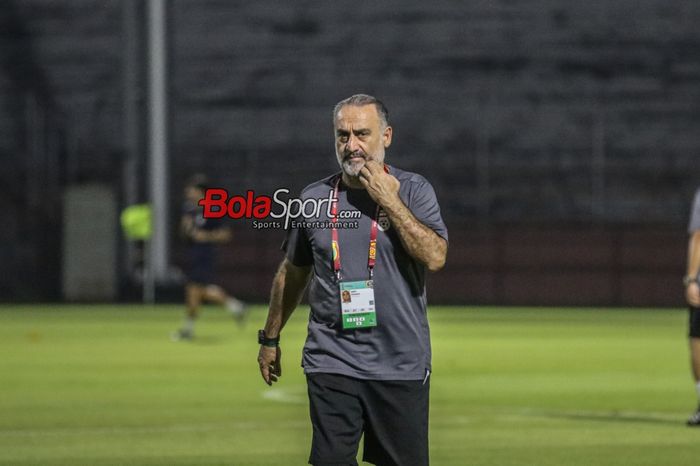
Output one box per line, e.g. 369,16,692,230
383,126,393,148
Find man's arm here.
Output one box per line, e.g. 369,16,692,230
258,258,312,385
380,195,447,272
191,227,231,243
181,213,231,243
686,231,700,307
359,161,447,272
180,215,194,238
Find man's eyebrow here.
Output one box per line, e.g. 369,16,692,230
336,128,372,135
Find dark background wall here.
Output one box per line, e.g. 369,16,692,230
2,0,699,305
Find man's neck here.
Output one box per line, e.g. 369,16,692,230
341,173,365,190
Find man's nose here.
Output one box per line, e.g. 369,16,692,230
346,134,360,152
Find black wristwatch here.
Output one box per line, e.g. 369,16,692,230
258,329,280,347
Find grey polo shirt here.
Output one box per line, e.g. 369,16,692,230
689,188,700,233
283,166,448,380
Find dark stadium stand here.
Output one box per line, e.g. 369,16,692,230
2,0,699,304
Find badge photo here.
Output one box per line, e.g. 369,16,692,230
377,211,391,231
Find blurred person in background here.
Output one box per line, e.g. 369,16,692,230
684,187,700,425
172,174,247,341
257,94,448,466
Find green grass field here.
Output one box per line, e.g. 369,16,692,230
1,304,699,465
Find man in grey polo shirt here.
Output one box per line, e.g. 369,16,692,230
684,187,700,426
257,94,448,465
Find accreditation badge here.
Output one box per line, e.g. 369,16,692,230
339,280,377,329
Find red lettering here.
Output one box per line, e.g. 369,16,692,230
200,189,274,220
246,190,255,216
199,189,228,218
227,195,248,219
252,196,272,218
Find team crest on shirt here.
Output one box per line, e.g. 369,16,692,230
377,211,391,231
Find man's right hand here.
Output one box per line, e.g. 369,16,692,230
258,345,282,386
687,282,700,307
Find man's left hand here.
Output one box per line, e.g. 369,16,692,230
258,345,282,386
687,281,700,307
359,160,401,208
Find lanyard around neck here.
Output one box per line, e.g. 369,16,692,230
330,167,389,280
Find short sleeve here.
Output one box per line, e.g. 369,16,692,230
689,189,700,233
282,225,313,266
409,178,449,242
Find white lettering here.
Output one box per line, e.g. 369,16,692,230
270,189,290,219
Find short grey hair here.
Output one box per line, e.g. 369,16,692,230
333,94,389,129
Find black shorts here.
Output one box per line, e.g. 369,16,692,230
185,245,214,285
306,372,430,466
690,307,700,338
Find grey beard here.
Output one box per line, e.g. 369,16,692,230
341,158,365,177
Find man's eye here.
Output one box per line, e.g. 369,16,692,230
338,135,348,142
